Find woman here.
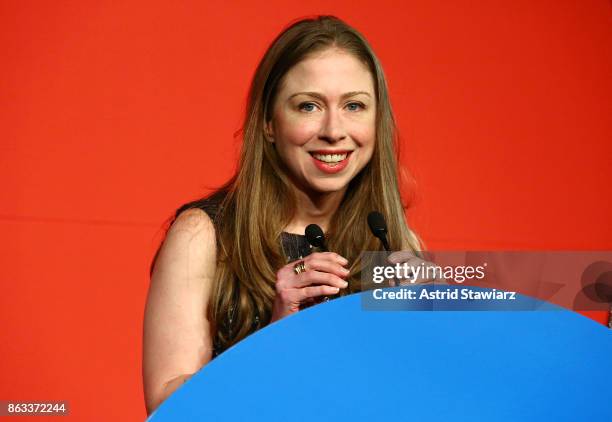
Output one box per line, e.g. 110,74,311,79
143,15,422,415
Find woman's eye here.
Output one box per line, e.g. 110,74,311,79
346,102,365,111
298,102,318,112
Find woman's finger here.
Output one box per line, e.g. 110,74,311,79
304,251,348,266
300,257,350,279
300,285,341,300
294,270,349,289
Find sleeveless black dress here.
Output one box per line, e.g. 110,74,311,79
176,191,314,358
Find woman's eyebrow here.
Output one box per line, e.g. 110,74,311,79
288,91,371,100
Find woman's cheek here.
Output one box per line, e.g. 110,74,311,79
351,126,376,148
291,123,319,145
277,115,318,146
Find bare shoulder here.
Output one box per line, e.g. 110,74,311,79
168,207,216,241
157,208,217,278
143,207,218,413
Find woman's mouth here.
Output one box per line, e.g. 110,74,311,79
309,150,353,174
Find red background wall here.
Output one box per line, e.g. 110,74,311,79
1,1,611,420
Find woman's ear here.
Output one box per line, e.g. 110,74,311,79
264,120,274,143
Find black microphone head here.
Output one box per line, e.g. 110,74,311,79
305,224,326,249
367,211,387,239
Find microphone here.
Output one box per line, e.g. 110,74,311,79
304,224,334,303
367,211,390,251
367,211,397,289
305,224,328,252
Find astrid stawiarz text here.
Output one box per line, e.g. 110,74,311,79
372,288,517,301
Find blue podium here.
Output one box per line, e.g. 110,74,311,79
149,289,611,421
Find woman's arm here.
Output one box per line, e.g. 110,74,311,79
143,208,217,415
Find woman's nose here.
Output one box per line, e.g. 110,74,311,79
318,108,346,143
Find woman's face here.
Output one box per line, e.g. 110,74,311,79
266,48,376,195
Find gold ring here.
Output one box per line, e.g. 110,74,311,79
293,261,306,275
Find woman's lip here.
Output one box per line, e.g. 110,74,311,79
310,151,353,174
309,149,353,155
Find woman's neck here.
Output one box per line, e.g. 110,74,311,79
283,186,347,235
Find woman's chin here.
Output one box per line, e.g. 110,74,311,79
306,178,350,194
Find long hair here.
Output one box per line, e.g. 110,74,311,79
154,15,422,354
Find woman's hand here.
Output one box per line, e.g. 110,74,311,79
270,252,350,323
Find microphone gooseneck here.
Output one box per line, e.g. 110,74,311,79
305,224,328,252
367,211,390,251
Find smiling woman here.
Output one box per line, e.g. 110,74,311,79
265,49,376,194
143,15,422,415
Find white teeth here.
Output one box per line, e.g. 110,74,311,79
312,153,348,163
